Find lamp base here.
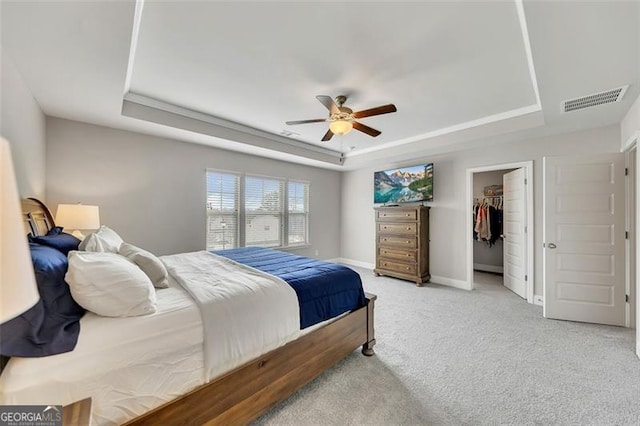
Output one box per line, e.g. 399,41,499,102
70,230,86,241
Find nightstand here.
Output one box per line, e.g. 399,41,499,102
63,397,92,426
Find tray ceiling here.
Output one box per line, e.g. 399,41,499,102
1,1,638,169
127,1,536,153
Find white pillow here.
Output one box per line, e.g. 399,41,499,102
78,232,107,252
78,225,123,253
66,251,157,317
119,243,169,289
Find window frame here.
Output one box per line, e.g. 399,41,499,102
205,169,241,251
205,169,310,250
244,174,285,248
285,180,310,247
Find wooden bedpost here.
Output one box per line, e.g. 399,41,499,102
362,293,376,356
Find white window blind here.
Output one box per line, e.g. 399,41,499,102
206,171,240,250
245,176,284,248
287,181,309,246
205,171,310,249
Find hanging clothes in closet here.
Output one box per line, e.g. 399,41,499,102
473,197,502,247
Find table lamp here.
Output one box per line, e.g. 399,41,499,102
55,204,100,240
0,138,39,323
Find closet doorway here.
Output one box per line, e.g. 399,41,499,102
465,162,534,303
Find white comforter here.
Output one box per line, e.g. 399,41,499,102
0,277,204,426
0,250,301,425
161,251,300,381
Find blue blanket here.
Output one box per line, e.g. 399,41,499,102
213,247,366,329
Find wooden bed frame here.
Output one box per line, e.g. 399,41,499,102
20,198,377,425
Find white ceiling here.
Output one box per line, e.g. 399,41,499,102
1,1,638,170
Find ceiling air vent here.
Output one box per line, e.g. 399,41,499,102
279,130,299,137
563,85,628,113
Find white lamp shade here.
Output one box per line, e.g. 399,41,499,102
329,120,353,135
0,138,39,322
56,204,100,230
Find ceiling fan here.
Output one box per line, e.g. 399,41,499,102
285,95,397,142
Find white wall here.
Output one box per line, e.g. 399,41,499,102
0,49,46,198
341,125,621,297
622,93,640,149
46,118,342,258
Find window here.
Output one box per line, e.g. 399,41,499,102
206,171,239,250
206,170,310,249
245,176,284,247
287,181,309,246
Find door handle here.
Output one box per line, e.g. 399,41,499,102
547,243,557,249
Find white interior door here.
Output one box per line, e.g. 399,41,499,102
503,168,527,299
543,154,625,326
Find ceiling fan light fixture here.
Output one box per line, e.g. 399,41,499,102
286,95,395,141
329,119,353,135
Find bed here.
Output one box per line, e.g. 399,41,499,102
0,198,376,425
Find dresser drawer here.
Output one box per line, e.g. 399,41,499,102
378,222,417,235
377,259,416,275
378,247,417,262
374,205,429,285
377,209,417,221
378,235,417,249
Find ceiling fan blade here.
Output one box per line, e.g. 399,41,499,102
285,118,328,125
353,104,397,119
321,129,334,141
316,95,340,115
353,121,381,137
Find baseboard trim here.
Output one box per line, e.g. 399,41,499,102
331,258,376,269
331,259,470,291
533,295,543,306
473,263,504,274
430,275,471,290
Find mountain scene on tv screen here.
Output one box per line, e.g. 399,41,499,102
374,164,433,204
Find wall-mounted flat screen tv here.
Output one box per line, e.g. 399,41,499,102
374,163,433,204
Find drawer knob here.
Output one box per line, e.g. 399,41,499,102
406,254,410,257
406,240,410,243
406,267,410,270
406,227,411,230
406,214,410,217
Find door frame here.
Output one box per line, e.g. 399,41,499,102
628,132,640,358
625,145,637,329
466,161,534,303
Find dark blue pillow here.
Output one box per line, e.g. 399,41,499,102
31,228,80,256
0,243,85,357
47,226,64,236
27,226,63,243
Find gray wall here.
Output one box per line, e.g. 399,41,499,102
622,93,640,148
341,125,621,297
0,49,46,198
46,118,342,258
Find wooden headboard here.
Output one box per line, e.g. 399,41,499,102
21,198,55,237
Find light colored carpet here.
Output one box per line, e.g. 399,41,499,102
254,269,640,425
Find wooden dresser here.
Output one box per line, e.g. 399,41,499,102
374,205,430,286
